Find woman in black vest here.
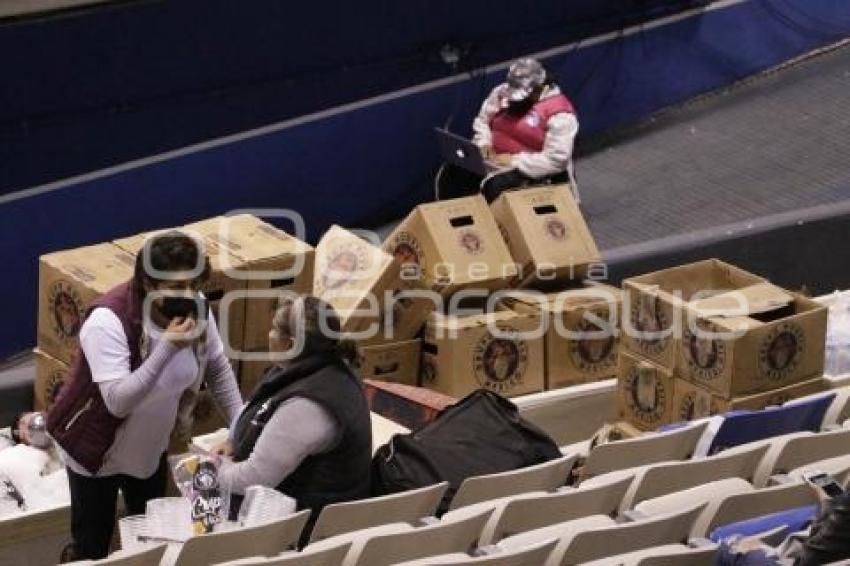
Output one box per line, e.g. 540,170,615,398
215,295,372,541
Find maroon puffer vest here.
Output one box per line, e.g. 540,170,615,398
47,280,143,474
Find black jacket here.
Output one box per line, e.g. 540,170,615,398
231,352,372,517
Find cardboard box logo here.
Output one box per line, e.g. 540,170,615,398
758,322,805,382
569,314,618,374
681,320,729,382
542,217,569,242
316,240,373,294
48,279,86,341
472,330,530,395
676,388,715,421
387,231,426,279
621,363,671,428
628,292,672,357
456,229,485,256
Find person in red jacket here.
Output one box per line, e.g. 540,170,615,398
473,57,579,202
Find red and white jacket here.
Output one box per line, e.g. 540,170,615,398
472,83,578,180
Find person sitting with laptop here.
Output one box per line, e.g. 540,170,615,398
473,57,579,202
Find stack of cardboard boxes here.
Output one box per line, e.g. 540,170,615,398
35,215,314,435
34,243,137,410
316,185,610,399
616,259,828,431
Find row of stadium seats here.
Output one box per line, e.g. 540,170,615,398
69,386,850,565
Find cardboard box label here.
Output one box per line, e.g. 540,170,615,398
34,349,70,412
757,321,807,382
471,328,531,395
387,231,427,280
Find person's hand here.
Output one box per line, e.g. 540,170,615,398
211,440,233,458
163,317,196,349
480,145,494,160
493,153,514,167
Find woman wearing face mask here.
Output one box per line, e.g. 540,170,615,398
46,231,243,562
438,58,579,203
213,295,371,545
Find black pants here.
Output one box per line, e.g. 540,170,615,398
65,454,168,560
437,163,569,203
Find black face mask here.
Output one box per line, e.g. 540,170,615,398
506,97,536,116
160,296,206,320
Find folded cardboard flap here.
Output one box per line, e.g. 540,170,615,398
690,283,793,318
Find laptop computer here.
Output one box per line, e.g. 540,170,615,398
434,127,500,176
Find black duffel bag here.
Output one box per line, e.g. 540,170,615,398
371,389,562,513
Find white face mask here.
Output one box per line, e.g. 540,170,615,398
26,413,51,449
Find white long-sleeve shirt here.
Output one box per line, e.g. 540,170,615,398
472,83,579,180
62,308,243,479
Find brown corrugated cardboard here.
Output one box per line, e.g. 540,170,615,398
315,225,434,342
384,195,518,296
678,290,827,398
673,376,828,421
421,310,544,398
621,259,767,371
356,339,421,386
33,349,70,411
37,243,136,364
500,284,621,390
617,350,677,431
490,185,601,286
184,215,315,352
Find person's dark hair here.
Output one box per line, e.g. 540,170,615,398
10,412,23,444
272,295,356,362
133,231,211,296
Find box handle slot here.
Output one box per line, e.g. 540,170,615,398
533,204,558,215
449,215,474,228
374,362,400,376
422,343,438,355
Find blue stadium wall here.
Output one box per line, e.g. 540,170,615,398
1,0,849,359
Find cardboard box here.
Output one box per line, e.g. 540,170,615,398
617,350,677,431
673,375,828,422
37,243,136,364
183,214,315,352
490,185,600,286
33,349,70,411
384,195,518,296
115,222,249,355
421,310,544,398
677,286,827,398
356,339,421,386
363,379,456,431
315,225,433,342
621,259,767,370
501,284,621,390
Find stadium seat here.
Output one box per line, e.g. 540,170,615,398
708,505,818,543
307,506,493,566
166,510,310,566
576,543,718,565
65,544,168,566
213,541,352,565
476,474,634,545
580,420,708,479
498,504,706,566
632,477,753,521
695,481,819,538
753,428,850,486
789,454,850,484
393,538,558,565
448,455,577,511
692,394,836,457
821,387,850,428
610,443,769,510
308,481,449,543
